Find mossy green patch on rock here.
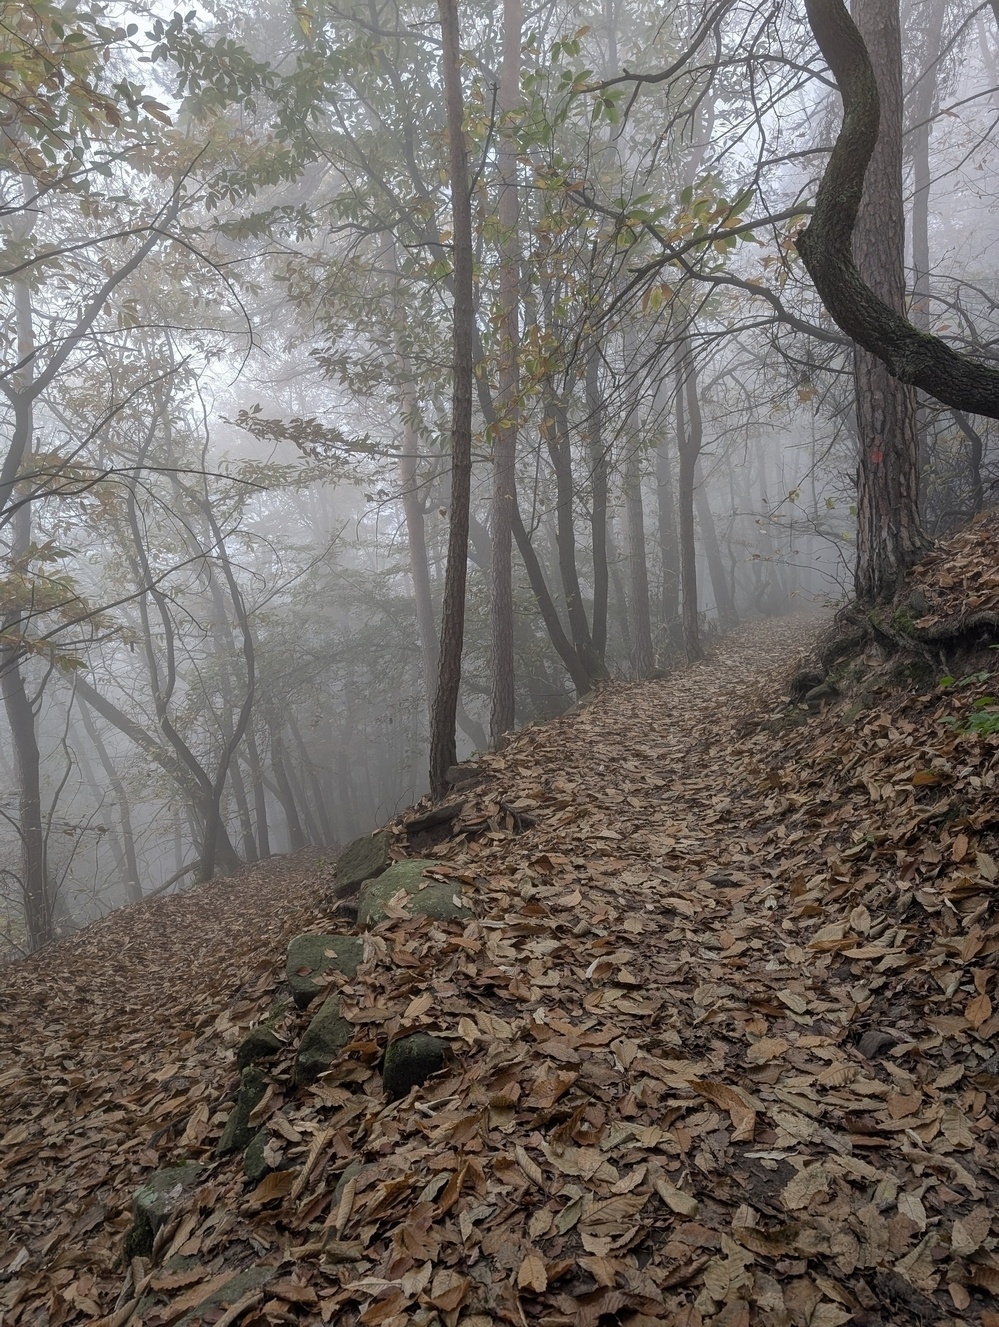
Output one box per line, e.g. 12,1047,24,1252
235,1025,283,1069
356,859,471,927
382,1033,451,1098
286,933,363,1008
295,994,353,1084
124,1163,204,1260
217,1065,267,1156
243,1129,273,1182
334,829,391,899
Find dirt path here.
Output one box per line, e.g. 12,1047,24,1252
3,611,997,1327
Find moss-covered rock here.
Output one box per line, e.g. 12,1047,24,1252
123,1163,204,1260
382,1033,451,1098
286,933,363,1008
243,1129,273,1182
334,829,391,899
295,995,354,1085
356,859,471,927
216,1065,268,1156
235,1025,283,1069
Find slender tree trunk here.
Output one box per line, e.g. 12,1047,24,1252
489,0,521,744
245,721,271,858
270,726,306,851
2,281,51,951
850,0,926,600
676,358,703,662
655,434,681,644
289,714,334,846
908,0,945,329
77,703,143,902
623,444,654,677
586,347,609,660
429,0,475,798
545,392,609,685
398,375,439,715
694,467,738,628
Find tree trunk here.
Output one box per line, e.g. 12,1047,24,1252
398,370,439,714
908,0,945,329
623,443,654,677
270,726,307,851
545,391,609,686
676,360,703,663
694,466,737,627
429,0,474,798
655,434,682,645
850,0,926,603
77,703,143,902
245,721,271,858
489,0,521,744
586,347,610,661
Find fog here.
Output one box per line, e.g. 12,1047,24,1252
2,0,996,953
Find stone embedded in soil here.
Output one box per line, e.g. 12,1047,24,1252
235,1025,283,1069
356,859,471,927
216,1065,268,1156
243,1129,273,1181
285,933,363,1008
334,830,391,899
124,1163,204,1259
295,995,353,1084
382,1033,451,1099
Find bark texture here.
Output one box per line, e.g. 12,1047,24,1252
849,0,926,603
429,0,474,798
797,0,999,418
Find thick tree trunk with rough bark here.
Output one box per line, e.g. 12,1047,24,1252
850,0,926,603
429,0,475,798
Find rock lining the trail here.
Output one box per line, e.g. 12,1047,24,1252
355,858,472,926
332,829,391,899
285,932,363,1007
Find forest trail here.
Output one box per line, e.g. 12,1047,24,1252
3,605,999,1327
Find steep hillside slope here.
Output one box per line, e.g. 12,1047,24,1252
2,529,999,1326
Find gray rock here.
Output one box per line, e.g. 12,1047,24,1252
286,933,363,1008
857,1029,898,1059
383,1033,451,1099
216,1065,268,1156
445,763,489,791
356,859,471,927
243,1129,273,1182
334,830,391,899
236,1025,283,1069
404,800,464,835
124,1163,204,1260
295,995,353,1084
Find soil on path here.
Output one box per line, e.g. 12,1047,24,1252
3,611,999,1327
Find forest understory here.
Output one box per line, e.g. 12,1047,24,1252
3,521,999,1327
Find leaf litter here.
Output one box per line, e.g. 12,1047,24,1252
3,537,999,1327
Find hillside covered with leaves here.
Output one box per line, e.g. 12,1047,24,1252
3,519,999,1327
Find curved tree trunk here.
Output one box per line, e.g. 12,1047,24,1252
798,0,999,417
